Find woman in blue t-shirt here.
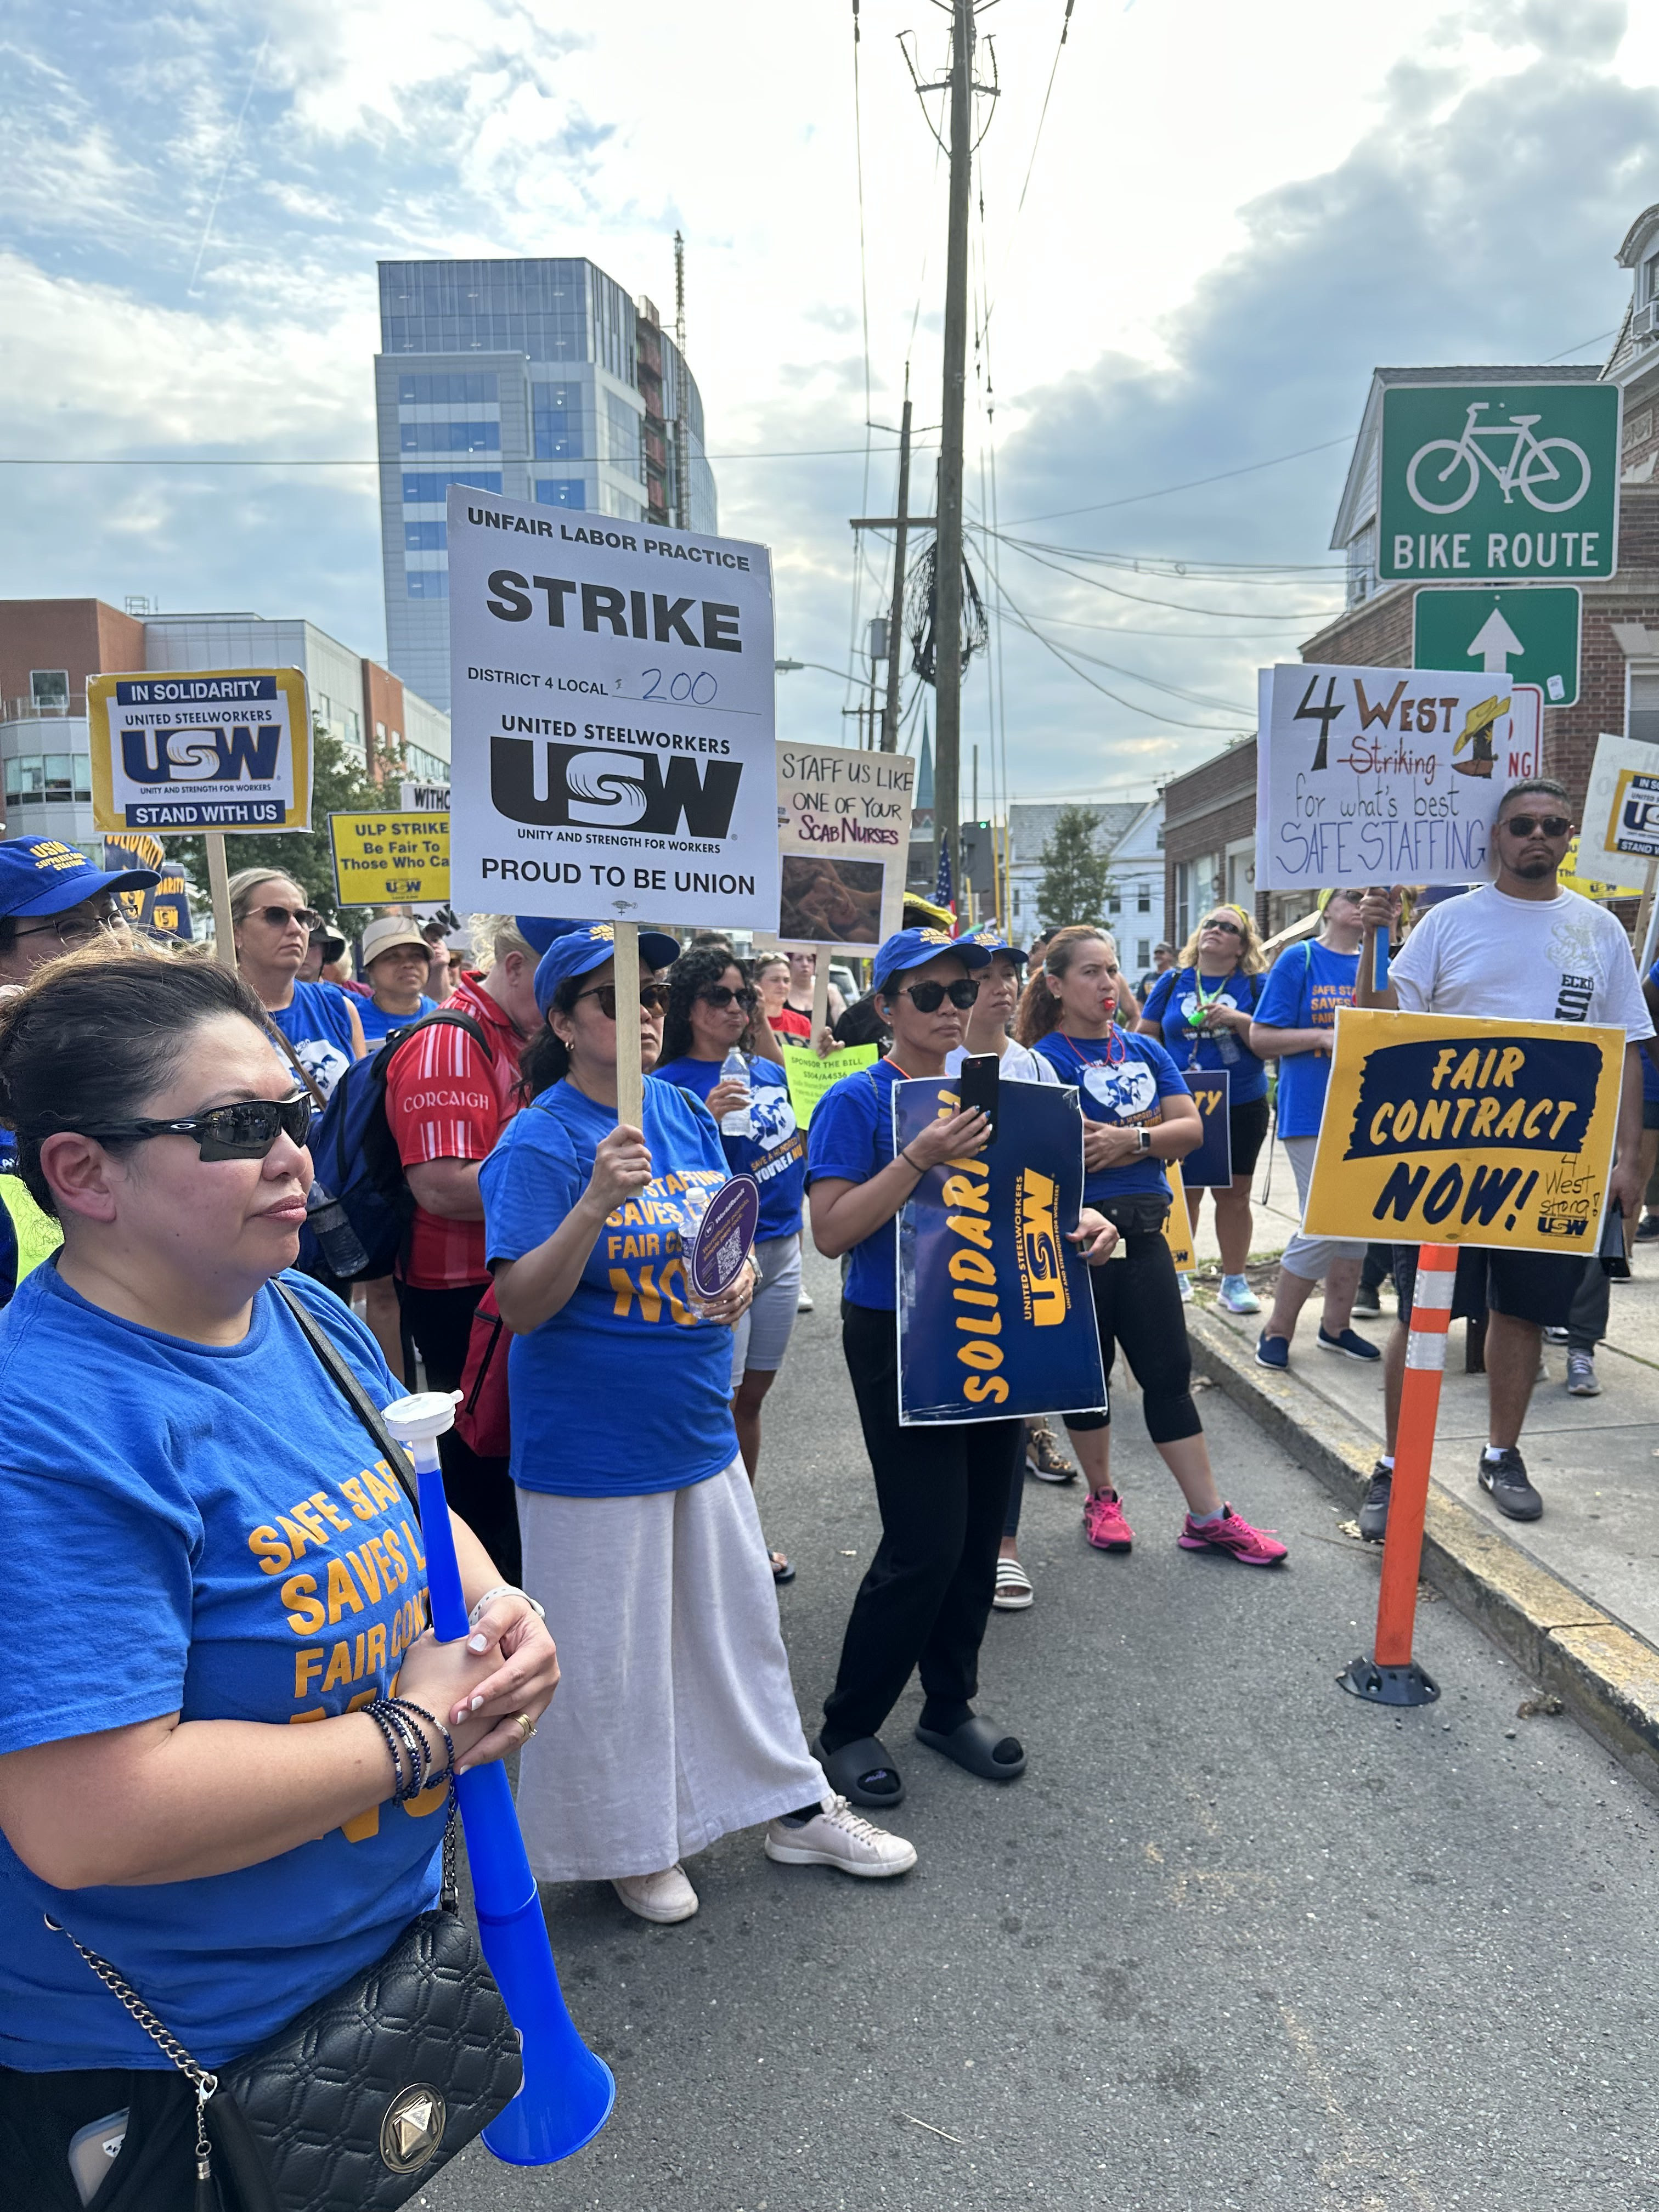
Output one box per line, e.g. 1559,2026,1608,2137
0,944,556,2192
483,924,915,1927
1137,904,1268,1317
653,947,809,1585
1022,926,1288,1568
228,868,365,1101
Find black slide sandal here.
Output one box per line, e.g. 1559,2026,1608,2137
913,1714,1026,1782
810,1731,904,1808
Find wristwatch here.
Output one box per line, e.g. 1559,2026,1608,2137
1135,1128,1152,1154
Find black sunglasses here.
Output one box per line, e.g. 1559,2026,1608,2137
574,982,671,1019
252,902,322,932
896,978,981,1013
1201,917,1244,937
1500,813,1572,839
78,1093,314,1161
699,984,757,1010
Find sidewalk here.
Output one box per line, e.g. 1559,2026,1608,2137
1183,1145,1659,1786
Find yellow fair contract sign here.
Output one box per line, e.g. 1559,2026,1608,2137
1302,1008,1623,1254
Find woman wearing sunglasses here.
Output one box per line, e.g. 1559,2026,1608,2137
1136,904,1269,1316
482,926,915,1926
653,948,809,1585
1020,926,1288,1567
228,868,366,1102
0,944,557,2198
805,929,1036,1810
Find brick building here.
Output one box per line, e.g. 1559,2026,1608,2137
1160,739,1258,949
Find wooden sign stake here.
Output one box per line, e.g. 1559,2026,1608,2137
811,943,831,1048
205,831,237,970
613,920,644,1128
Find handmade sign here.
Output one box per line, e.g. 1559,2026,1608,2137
894,1077,1107,1424
776,743,915,949
782,1041,879,1128
1301,1008,1623,1252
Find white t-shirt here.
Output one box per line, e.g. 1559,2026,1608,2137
1390,885,1654,1040
945,1039,1061,1084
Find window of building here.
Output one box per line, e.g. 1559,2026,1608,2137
1108,890,1121,915
1173,853,1221,945
1646,249,1659,304
1629,670,1659,744
1137,939,1150,969
404,521,447,551
399,421,501,455
535,479,587,509
1136,885,1151,913
397,371,499,405
405,741,449,782
407,572,450,599
4,752,91,807
30,670,69,712
1226,839,1255,910
606,392,643,480
401,471,501,504
1012,885,1022,916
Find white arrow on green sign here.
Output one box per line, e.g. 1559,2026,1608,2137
1412,584,1581,707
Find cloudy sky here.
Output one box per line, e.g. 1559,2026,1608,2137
4,0,1658,811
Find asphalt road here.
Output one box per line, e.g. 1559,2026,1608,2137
426,1244,1659,2211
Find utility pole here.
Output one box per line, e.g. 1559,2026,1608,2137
933,0,974,900
673,231,690,532
879,395,912,753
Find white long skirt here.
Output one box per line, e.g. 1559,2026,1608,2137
514,1458,827,1883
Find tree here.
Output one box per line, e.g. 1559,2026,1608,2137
1035,805,1114,930
179,721,382,928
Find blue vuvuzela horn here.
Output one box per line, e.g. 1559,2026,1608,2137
381,1392,615,2166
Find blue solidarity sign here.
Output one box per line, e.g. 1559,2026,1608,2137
894,1076,1108,1425
1182,1068,1232,1188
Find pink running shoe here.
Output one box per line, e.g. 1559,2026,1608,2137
1082,1487,1134,1552
1177,1505,1288,1566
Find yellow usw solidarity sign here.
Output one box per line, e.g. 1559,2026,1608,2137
1303,1008,1623,1254
328,811,449,907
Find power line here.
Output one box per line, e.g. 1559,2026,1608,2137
983,0,1074,338
0,442,943,467
1544,326,1618,362
988,531,1343,619
993,574,1250,731
999,433,1356,526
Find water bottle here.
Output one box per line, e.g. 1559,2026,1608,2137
718,1048,753,1137
305,1180,370,1278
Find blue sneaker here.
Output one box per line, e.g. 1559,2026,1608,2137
1255,1331,1290,1370
1317,1325,1380,1362
1218,1273,1261,1315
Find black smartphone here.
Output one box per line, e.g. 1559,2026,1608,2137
956,1053,1001,1143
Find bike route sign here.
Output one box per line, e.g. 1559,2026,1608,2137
1413,585,1581,708
1378,382,1621,583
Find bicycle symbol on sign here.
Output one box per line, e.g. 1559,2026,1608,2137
1404,403,1592,516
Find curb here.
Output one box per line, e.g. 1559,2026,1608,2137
1186,1305,1659,1792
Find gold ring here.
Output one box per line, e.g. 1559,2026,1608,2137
514,1712,536,1741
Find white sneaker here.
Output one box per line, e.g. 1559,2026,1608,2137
796,1288,815,1314
611,1865,699,1922
1178,1274,1194,1304
764,1795,917,1878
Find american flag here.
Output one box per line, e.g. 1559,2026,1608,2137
934,837,955,918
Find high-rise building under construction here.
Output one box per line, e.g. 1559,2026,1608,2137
374,257,715,711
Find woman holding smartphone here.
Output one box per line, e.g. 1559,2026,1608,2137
1019,926,1288,1567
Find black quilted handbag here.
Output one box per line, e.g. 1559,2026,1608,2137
49,1804,522,2211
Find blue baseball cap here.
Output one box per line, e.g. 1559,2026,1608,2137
515,915,585,955
0,834,159,921
871,924,992,995
533,923,683,1015
955,923,1026,966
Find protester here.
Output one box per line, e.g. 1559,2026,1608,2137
654,947,809,1583
295,923,340,985
784,948,845,1039
1019,926,1289,1566
944,923,1067,1602
1355,777,1653,1531
0,837,159,1310
381,915,538,1579
228,868,366,1099
1137,905,1269,1316
1136,941,1175,1001
0,943,556,2194
805,926,1109,1810
1248,888,1382,1368
354,915,439,1045
483,924,914,1922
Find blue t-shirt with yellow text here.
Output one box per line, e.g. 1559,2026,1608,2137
0,1267,441,2072
481,1080,738,1497
1254,940,1359,1138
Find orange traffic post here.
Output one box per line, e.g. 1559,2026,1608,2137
1339,1242,1451,1709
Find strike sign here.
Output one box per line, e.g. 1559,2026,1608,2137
446,489,780,930
1302,1009,1623,1254
1256,664,1541,893
88,669,311,833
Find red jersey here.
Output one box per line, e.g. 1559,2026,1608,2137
770,1004,813,1047
384,972,524,1289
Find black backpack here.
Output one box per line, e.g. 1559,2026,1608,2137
299,1010,493,1282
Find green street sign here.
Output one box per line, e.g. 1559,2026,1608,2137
1378,382,1620,582
1412,584,1582,707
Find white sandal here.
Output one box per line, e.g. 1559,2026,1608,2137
993,1554,1034,1610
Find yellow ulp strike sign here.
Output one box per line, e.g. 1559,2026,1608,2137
329,811,450,907
1303,1008,1623,1254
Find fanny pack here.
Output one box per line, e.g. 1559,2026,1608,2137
45,1283,522,2211
1091,1193,1171,1239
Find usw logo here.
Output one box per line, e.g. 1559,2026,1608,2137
1014,1169,1070,1328
120,723,281,785
491,737,742,838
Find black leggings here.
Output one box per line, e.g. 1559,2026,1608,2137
1063,1233,1202,1446
821,1303,1023,1748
